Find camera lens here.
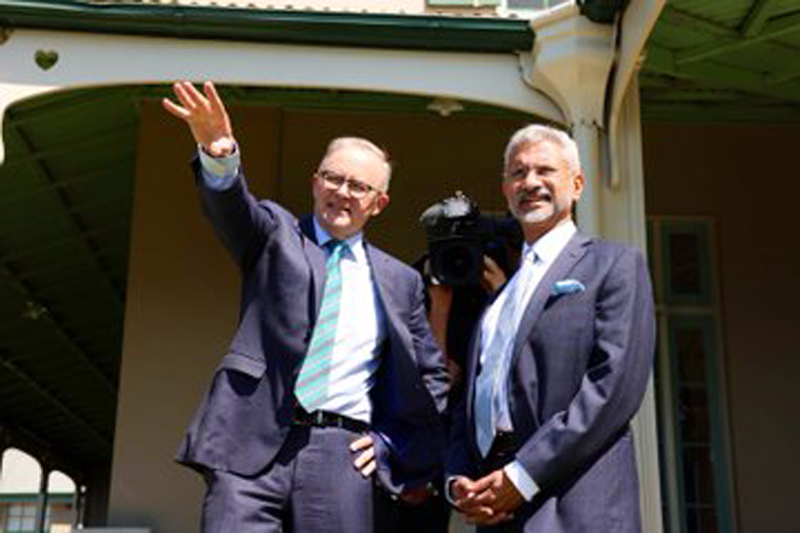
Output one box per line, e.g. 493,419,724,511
432,241,483,286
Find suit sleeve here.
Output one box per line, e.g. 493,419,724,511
409,272,450,416
445,347,479,480
514,247,656,491
374,271,450,493
192,156,278,269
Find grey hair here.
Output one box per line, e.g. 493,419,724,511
323,136,392,191
503,124,581,175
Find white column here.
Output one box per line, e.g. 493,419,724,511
521,3,616,235
34,466,50,533
601,76,663,533
571,121,603,233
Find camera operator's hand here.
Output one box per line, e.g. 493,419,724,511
446,358,463,389
427,284,464,388
427,284,452,348
481,256,507,295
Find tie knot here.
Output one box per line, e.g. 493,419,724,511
324,239,348,260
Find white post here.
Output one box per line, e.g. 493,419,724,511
521,3,616,235
604,77,664,533
34,466,50,533
571,121,603,233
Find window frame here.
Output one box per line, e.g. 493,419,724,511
648,216,736,533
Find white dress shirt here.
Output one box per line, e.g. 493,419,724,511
310,221,387,423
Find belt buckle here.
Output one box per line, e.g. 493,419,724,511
312,410,325,426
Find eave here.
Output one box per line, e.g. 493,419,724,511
0,0,534,54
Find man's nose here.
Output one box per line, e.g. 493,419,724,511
519,170,543,187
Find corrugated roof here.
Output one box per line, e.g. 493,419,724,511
0,0,534,54
88,0,517,18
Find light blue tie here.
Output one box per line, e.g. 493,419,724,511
474,252,536,456
295,240,348,412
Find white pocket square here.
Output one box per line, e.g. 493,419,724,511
551,279,585,296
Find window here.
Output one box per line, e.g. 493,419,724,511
648,218,734,533
1,502,37,532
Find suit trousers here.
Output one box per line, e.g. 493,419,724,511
201,424,373,533
373,482,450,533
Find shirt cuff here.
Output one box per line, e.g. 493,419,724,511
198,144,240,191
503,461,539,501
444,475,461,506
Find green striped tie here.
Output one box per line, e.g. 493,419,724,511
295,240,348,412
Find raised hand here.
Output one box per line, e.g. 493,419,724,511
162,81,236,157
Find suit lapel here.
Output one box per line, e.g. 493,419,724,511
511,232,592,361
365,244,400,331
298,215,326,311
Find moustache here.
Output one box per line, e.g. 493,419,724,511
516,189,551,203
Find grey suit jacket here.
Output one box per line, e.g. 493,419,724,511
447,231,656,531
177,161,449,493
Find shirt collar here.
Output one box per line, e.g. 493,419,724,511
522,220,576,265
312,216,366,263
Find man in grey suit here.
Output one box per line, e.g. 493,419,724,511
445,124,655,531
163,81,448,532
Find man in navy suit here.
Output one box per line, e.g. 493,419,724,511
163,81,448,532
445,124,655,531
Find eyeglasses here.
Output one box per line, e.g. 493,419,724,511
316,170,381,199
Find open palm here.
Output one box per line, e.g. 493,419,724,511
162,81,236,157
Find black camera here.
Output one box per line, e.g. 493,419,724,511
420,191,521,286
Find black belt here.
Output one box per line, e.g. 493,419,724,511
292,407,370,433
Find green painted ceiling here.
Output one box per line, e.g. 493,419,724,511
641,0,800,123
0,0,798,482
0,88,136,478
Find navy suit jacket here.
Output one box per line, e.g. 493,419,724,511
447,231,655,531
177,161,449,492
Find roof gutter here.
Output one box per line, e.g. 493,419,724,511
578,0,629,24
0,0,534,53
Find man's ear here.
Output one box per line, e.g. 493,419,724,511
573,171,585,200
371,193,390,216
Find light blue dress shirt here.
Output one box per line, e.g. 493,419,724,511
478,220,576,501
447,220,577,504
